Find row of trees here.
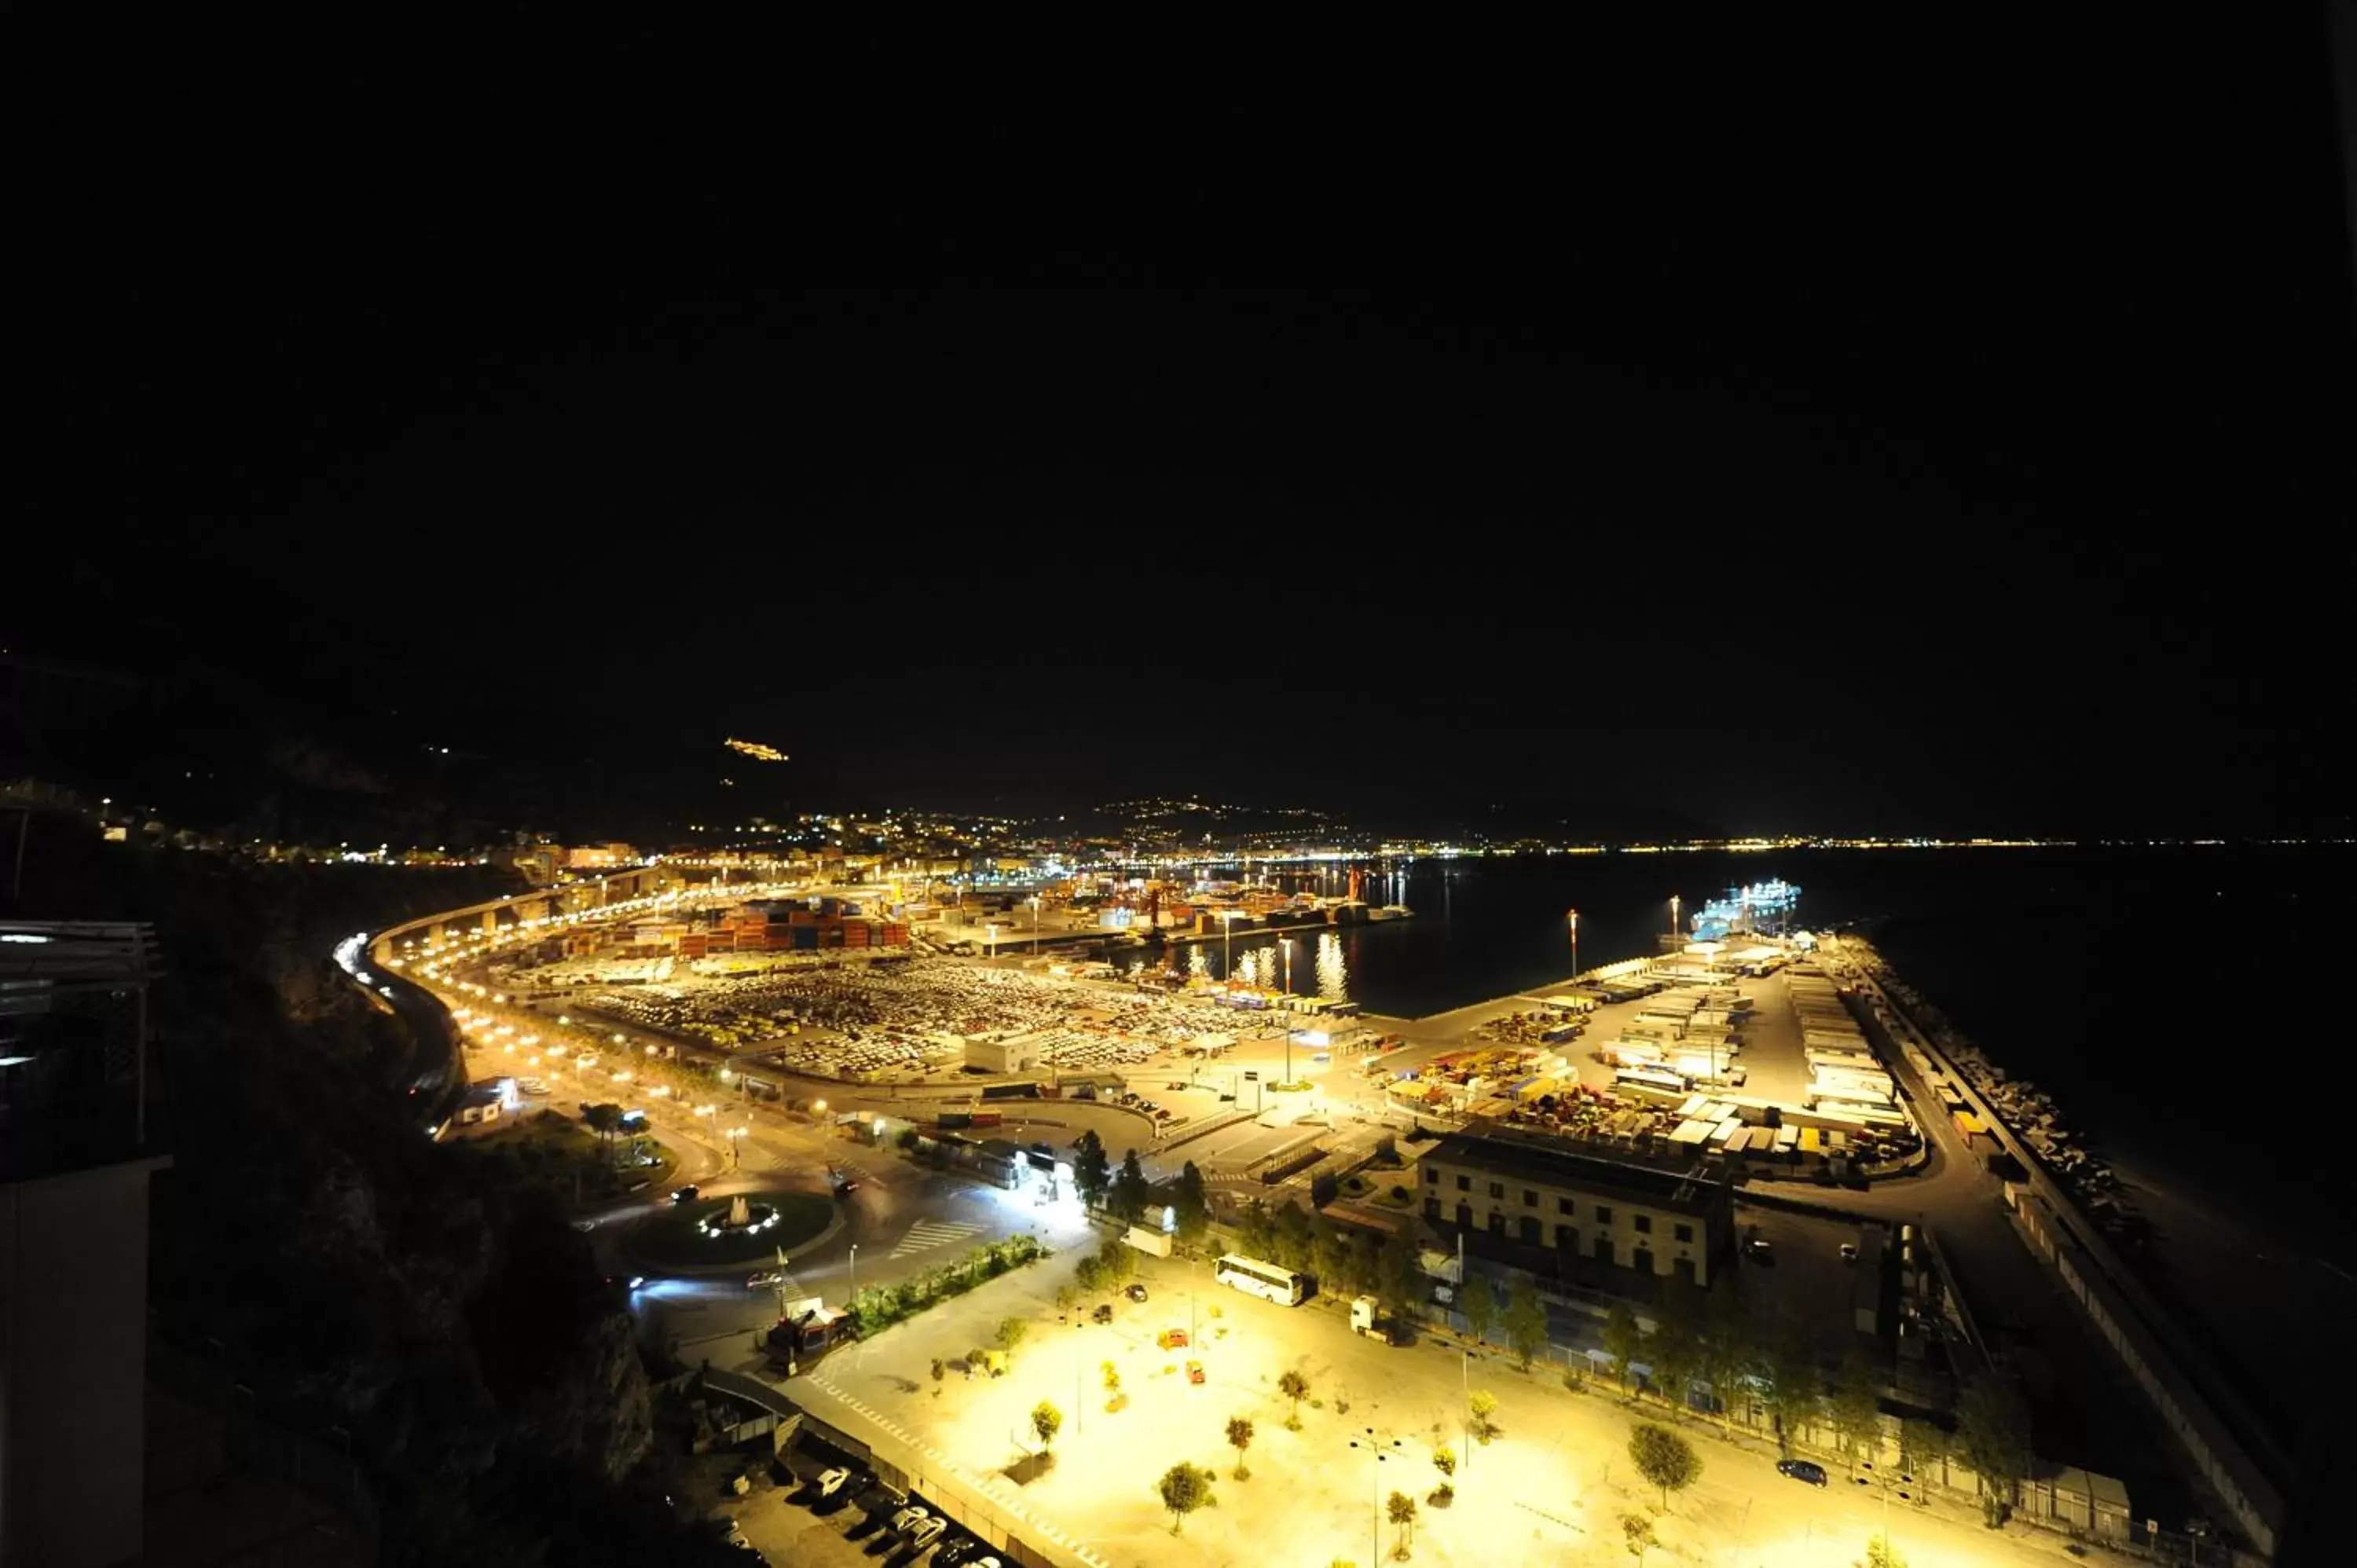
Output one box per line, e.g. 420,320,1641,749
1070,1131,1213,1236
1233,1198,1428,1322
1592,1278,2031,1527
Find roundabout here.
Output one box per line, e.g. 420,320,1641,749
626,1189,837,1269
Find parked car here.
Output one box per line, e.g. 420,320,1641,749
1157,1328,1189,1350
1091,1304,1113,1324
1746,1236,1773,1259
1185,1360,1205,1385
1838,1242,1859,1263
1776,1459,1829,1487
1124,1283,1149,1302
673,1185,701,1205
889,1504,931,1537
905,1517,947,1552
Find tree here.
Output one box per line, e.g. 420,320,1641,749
1173,1160,1211,1241
1601,1302,1644,1389
1272,1200,1316,1272
1072,1130,1113,1210
1759,1321,1820,1450
581,1102,622,1160
1622,1511,1658,1564
1647,1316,1702,1409
1431,1444,1455,1478
1956,1376,2031,1527
1901,1418,1953,1492
1157,1462,1215,1533
1505,1274,1549,1370
1376,1228,1424,1322
1626,1423,1701,1511
1859,1534,1908,1568
1316,1225,1363,1295
1226,1415,1255,1479
1102,1360,1121,1394
995,1317,1029,1355
1386,1490,1417,1559
1111,1149,1151,1222
1699,1284,1754,1412
1468,1389,1498,1443
1237,1198,1277,1259
1828,1344,1884,1471
1031,1400,1062,1450
1277,1368,1310,1427
1074,1255,1105,1292
1459,1275,1497,1343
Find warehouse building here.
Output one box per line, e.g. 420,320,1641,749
1420,1123,1736,1286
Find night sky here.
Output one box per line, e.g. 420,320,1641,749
16,14,2352,841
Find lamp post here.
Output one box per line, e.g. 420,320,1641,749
1670,894,1681,942
848,1242,858,1306
1220,910,1235,980
1348,1428,1402,1566
1567,907,1579,980
1279,935,1294,998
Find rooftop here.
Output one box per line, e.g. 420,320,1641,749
1425,1122,1725,1215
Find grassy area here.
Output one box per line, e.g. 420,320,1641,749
475,1111,677,1204
630,1190,836,1267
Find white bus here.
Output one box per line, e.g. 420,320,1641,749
1215,1254,1308,1306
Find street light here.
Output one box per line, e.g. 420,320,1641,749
1566,907,1578,980
1347,1428,1402,1566
848,1242,859,1304
1278,936,1294,998
1669,894,1681,942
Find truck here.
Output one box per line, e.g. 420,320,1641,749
1350,1295,1402,1346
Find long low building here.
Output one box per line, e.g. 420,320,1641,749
1419,1123,1736,1286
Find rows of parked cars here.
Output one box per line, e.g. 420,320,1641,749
720,1455,1015,1565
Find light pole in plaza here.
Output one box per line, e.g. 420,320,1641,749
728,1124,748,1170
1669,894,1681,943
1220,909,1239,981
1566,907,1578,980
1347,1427,1402,1566
1278,936,1294,997
848,1242,859,1306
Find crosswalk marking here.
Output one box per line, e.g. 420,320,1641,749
889,1218,986,1258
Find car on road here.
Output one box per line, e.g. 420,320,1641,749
673,1185,701,1205
1124,1283,1149,1302
1839,1242,1860,1263
1157,1328,1189,1350
834,1179,860,1198
1091,1304,1114,1324
1185,1360,1205,1385
570,1218,596,1233
519,1078,548,1096
1746,1236,1773,1259
747,1269,786,1290
1776,1458,1829,1487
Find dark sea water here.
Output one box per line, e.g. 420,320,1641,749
1193,844,2345,1230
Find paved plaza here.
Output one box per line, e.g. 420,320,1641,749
713,1240,2143,1568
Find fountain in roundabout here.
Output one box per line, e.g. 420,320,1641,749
695,1192,783,1239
